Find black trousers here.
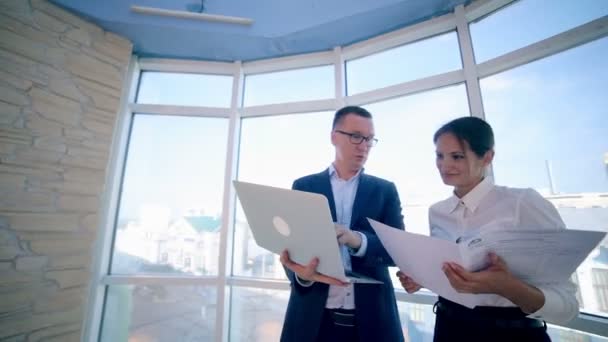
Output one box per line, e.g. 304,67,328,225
433,298,551,342
316,309,359,342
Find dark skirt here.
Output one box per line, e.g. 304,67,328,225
433,297,551,342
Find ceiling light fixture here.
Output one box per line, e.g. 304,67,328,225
131,5,253,26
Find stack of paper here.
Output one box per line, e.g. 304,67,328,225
368,218,606,308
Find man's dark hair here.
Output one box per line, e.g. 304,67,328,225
433,116,494,158
332,106,373,129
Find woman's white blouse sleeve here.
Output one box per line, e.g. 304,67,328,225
517,189,579,324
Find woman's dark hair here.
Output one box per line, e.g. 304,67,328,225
332,106,372,129
433,116,495,158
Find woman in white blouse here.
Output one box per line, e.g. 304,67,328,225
398,116,578,341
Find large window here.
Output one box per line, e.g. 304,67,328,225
481,37,608,316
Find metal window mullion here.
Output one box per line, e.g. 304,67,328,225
455,5,484,119
334,46,346,108
241,99,337,117
139,58,235,75
455,4,496,180
101,275,221,286
215,60,244,342
561,313,608,337
345,70,465,106
395,291,438,306
129,103,232,118
228,277,291,291
242,50,334,75
82,56,141,342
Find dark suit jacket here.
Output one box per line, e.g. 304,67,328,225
280,169,405,342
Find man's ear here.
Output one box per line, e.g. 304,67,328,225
483,149,495,166
330,131,337,146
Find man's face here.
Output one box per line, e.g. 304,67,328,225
331,113,375,171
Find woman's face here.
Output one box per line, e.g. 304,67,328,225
435,133,493,196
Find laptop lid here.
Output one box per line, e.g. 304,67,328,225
233,180,347,280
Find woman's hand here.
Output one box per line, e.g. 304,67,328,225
442,252,512,295
442,252,545,313
396,271,422,293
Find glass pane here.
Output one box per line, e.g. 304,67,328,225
229,287,288,342
346,32,462,95
243,66,334,106
365,84,470,234
100,285,217,341
481,37,608,317
470,0,608,63
137,72,233,107
233,112,334,279
397,301,435,342
111,115,228,275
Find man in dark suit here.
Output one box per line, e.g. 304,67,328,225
279,106,405,342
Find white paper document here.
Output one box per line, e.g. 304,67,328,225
368,218,606,308
460,228,606,284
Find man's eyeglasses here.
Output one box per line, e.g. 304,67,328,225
334,130,378,147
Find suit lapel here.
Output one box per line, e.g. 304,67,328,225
351,173,371,229
318,169,337,222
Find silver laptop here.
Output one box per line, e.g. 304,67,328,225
233,180,382,284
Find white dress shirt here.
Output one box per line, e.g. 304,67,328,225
296,164,368,310
429,176,579,324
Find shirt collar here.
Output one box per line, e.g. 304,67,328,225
328,164,363,181
448,176,494,214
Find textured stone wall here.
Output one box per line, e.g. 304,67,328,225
0,0,132,340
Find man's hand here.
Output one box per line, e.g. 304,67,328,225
335,224,362,249
280,250,347,286
396,271,422,293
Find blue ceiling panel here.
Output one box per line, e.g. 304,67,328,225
50,0,470,61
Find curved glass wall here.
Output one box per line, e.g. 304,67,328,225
95,1,608,341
